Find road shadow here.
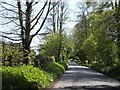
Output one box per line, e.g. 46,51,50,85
49,62,120,90
63,85,120,90
42,86,120,90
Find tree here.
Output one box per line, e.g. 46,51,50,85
39,33,70,62
0,0,58,65
46,0,69,34
72,2,97,60
113,1,120,62
73,1,119,66
44,1,69,62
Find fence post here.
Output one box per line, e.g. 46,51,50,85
2,42,5,66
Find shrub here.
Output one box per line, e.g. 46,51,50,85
59,61,68,70
90,64,120,81
105,66,120,81
1,65,54,90
43,62,65,79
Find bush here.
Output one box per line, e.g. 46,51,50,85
59,61,68,70
90,63,120,81
105,65,120,81
43,62,65,79
1,65,54,90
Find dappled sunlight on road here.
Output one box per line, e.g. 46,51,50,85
52,61,120,90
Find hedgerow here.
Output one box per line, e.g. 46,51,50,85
1,63,64,90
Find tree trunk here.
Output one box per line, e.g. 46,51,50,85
52,3,56,33
22,39,31,65
8,55,12,66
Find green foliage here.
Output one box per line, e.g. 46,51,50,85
73,9,120,81
39,33,71,62
2,46,24,66
90,64,120,81
81,29,115,66
1,42,37,66
59,61,68,70
74,10,118,66
40,33,61,58
43,62,65,78
106,65,120,81
1,65,54,90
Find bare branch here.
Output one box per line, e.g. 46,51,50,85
0,15,18,19
0,18,19,27
0,31,20,35
1,5,18,14
30,1,48,23
2,2,17,8
17,1,25,39
1,1,26,15
6,27,20,33
0,21,13,25
46,27,53,31
32,0,51,38
49,2,59,11
37,32,50,35
0,34,21,41
30,0,59,30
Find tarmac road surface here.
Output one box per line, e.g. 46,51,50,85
52,61,120,90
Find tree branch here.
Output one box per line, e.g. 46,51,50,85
0,31,20,35
31,0,51,38
2,2,17,8
0,34,21,41
0,15,18,19
1,5,18,14
17,1,25,39
37,32,50,35
30,1,48,23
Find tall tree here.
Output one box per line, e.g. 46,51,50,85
0,0,57,65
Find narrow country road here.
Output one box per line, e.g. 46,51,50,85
52,61,120,90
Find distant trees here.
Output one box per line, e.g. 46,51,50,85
73,1,120,67
81,12,116,66
39,33,70,62
46,0,69,34
41,0,69,62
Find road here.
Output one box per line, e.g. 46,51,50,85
52,61,120,90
